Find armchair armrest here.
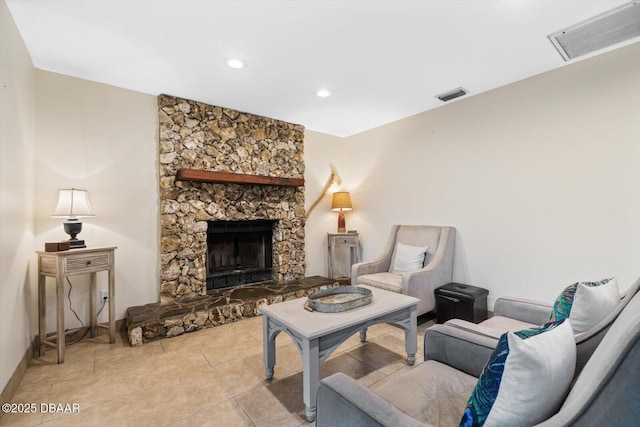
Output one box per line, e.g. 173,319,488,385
401,227,455,312
351,257,390,285
493,297,553,325
424,324,498,377
317,373,429,427
402,258,451,296
352,225,401,285
399,264,448,315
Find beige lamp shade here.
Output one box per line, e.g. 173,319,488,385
52,188,95,219
331,192,353,211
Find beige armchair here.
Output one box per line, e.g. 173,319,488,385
437,274,640,375
352,225,455,316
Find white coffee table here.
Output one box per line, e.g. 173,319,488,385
259,285,419,422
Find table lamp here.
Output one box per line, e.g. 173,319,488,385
331,192,352,233
52,188,95,249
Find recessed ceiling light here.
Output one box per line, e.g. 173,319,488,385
316,89,331,98
227,59,244,69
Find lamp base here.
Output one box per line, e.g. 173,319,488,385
68,239,86,249
63,220,86,248
337,210,346,233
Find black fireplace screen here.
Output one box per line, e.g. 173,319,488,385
206,220,275,290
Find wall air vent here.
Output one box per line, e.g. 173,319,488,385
548,1,640,61
436,87,468,102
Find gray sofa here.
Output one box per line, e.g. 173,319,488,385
316,288,640,426
352,225,455,316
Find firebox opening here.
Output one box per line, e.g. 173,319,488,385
206,219,275,290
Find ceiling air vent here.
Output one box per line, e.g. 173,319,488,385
548,1,640,61
436,87,468,102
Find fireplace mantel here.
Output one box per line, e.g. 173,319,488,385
176,168,305,187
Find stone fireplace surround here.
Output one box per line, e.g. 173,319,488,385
125,95,326,345
158,94,306,301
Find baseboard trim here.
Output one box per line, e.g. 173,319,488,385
0,337,36,422
0,319,126,422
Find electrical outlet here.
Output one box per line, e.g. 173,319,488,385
100,290,109,302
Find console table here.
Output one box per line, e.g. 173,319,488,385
327,232,360,279
37,246,116,363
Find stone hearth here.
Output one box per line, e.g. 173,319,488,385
127,276,347,346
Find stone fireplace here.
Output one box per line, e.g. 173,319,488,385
158,94,306,301
125,95,347,345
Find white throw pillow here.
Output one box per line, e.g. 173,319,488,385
392,243,429,274
549,278,620,334
460,320,576,427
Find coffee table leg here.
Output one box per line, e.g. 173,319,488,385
405,305,418,366
263,315,277,380
302,337,320,422
359,327,368,342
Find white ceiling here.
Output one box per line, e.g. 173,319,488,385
6,0,637,137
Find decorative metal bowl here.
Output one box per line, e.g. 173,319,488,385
305,286,372,312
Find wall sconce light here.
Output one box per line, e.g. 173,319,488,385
51,188,95,249
331,192,353,233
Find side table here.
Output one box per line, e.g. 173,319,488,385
327,232,361,279
37,246,117,363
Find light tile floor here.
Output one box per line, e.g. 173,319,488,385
1,315,434,427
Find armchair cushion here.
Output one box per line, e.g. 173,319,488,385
374,360,476,426
461,320,575,427
549,277,619,333
316,372,429,427
392,242,429,274
357,272,402,293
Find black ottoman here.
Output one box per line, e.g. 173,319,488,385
435,282,489,324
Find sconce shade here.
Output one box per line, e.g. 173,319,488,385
331,192,353,212
52,189,95,219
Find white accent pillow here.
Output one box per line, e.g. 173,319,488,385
461,320,576,427
392,243,429,274
570,278,619,333
549,278,620,334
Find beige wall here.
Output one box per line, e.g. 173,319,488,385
34,71,159,332
330,42,640,305
0,0,36,393
303,130,349,277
